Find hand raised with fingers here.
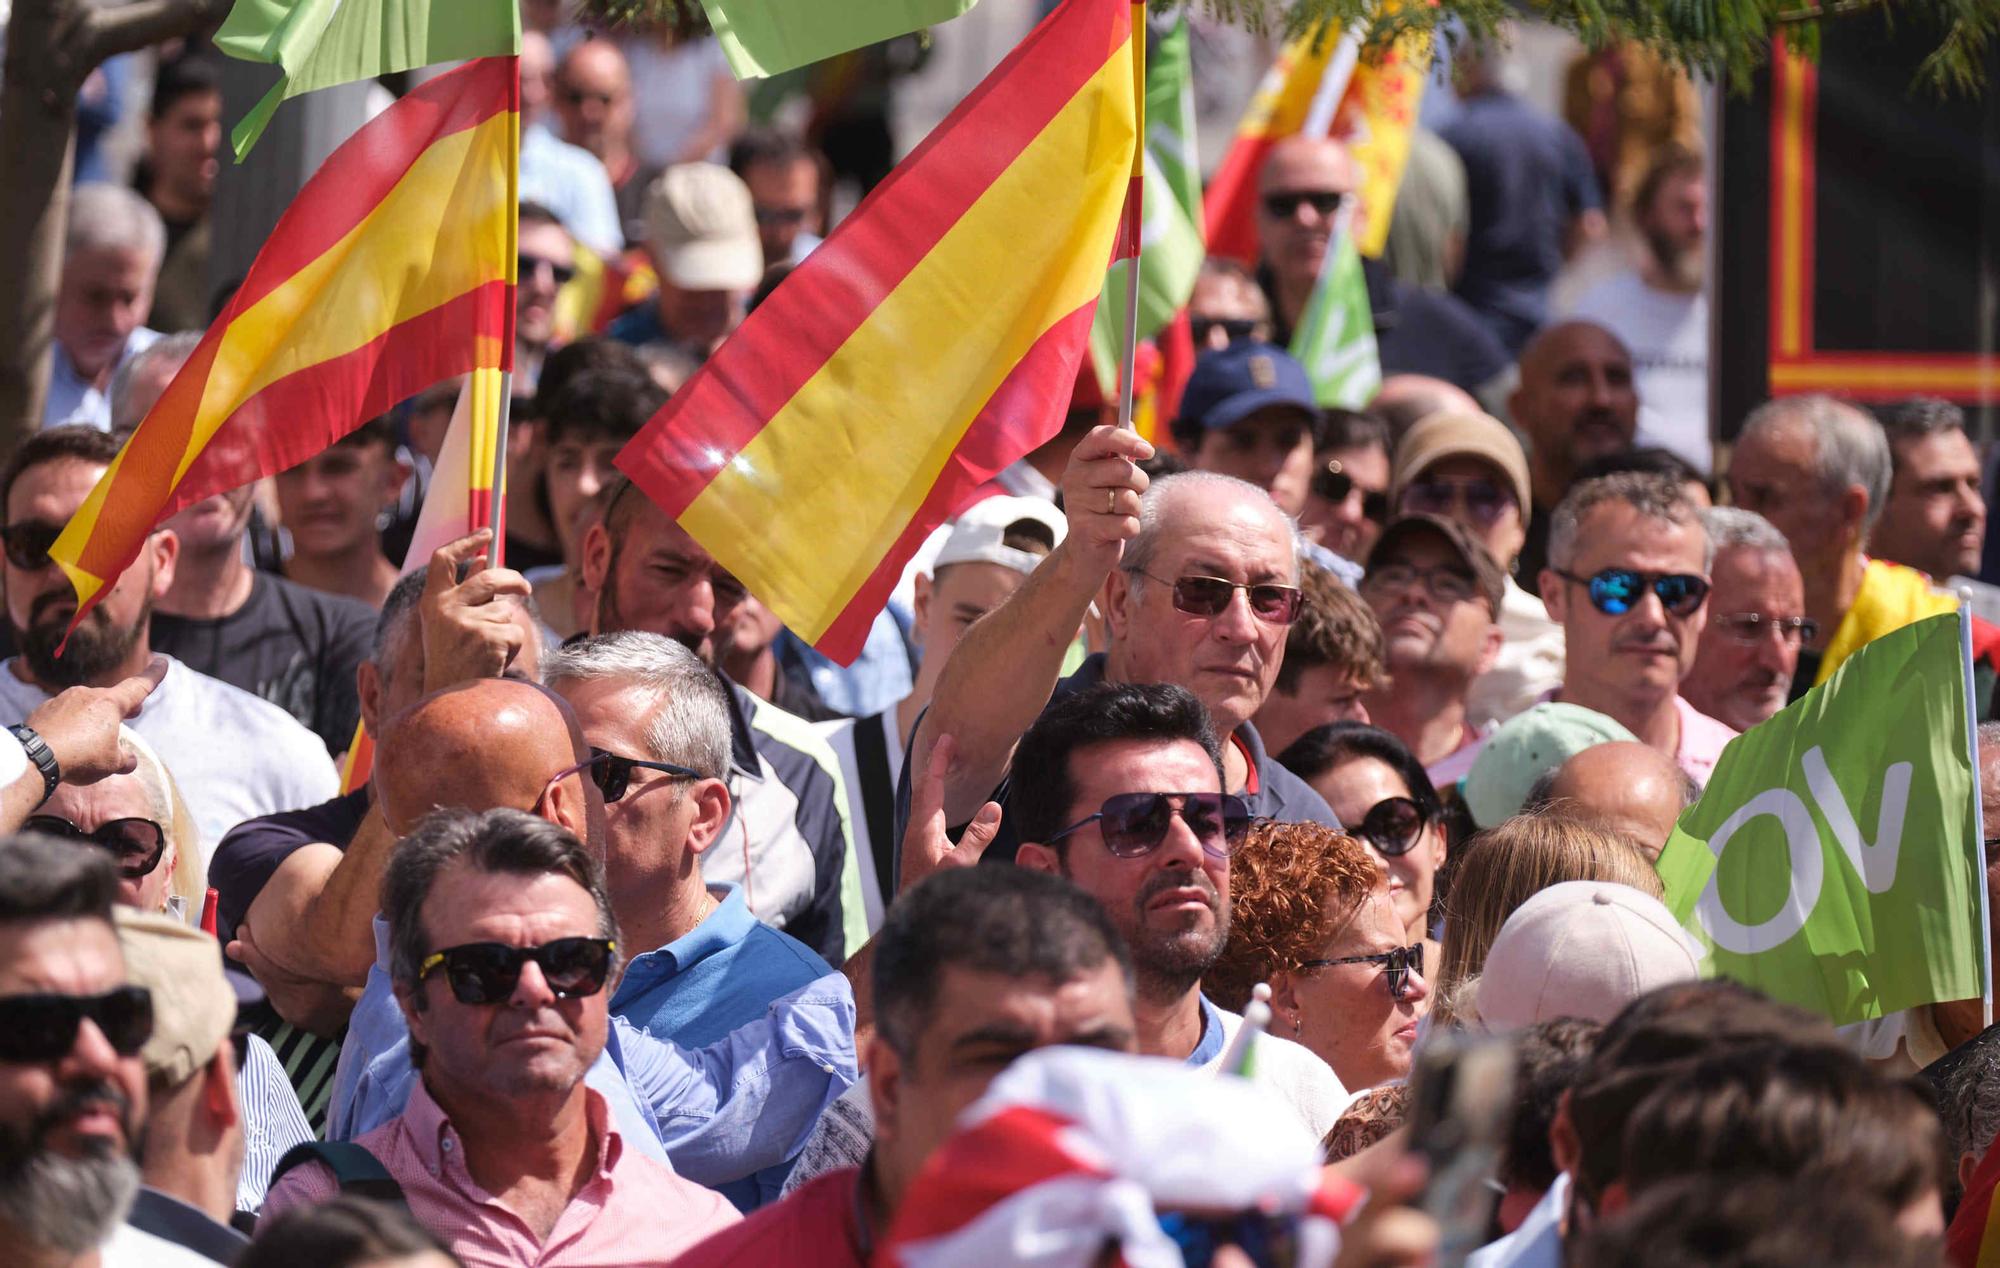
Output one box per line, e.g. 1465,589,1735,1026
899,731,1004,895
23,654,168,787
421,530,534,692
1059,424,1154,576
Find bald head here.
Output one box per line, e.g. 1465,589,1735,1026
1369,374,1482,444
1256,135,1359,297
1509,321,1637,503
1530,741,1697,859
556,39,632,163
374,678,599,845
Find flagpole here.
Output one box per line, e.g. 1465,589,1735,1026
490,52,522,568
1961,587,1992,1028
1115,4,1146,432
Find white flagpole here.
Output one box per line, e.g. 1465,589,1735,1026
1960,588,1992,1028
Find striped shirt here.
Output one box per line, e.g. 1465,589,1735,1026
237,1033,315,1212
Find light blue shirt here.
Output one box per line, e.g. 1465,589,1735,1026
772,606,915,719
1468,1170,1567,1268
44,327,161,429
520,123,624,258
329,915,856,1190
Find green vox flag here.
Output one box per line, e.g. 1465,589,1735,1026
1657,612,1987,1025
216,0,520,160
1089,17,1204,397
700,0,979,80
1287,217,1380,408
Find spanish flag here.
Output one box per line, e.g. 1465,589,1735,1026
616,0,1139,665
51,56,518,628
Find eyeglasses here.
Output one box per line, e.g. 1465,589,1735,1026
1361,562,1479,607
1127,571,1304,625
538,747,703,811
1710,612,1821,649
1260,189,1347,220
518,252,576,287
754,204,810,227
1311,465,1390,523
1047,791,1251,859
26,815,169,879
1347,796,1429,857
1556,567,1710,618
0,986,153,1063
1189,316,1261,348
1,520,62,571
417,936,617,1006
1157,1210,1302,1268
1401,478,1517,526
1301,943,1426,1001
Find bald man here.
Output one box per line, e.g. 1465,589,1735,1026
555,39,657,247
1526,740,1699,859
1509,320,1639,594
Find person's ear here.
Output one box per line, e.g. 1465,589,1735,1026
910,573,934,651
1843,484,1872,543
1102,568,1137,643
1962,1150,1981,1194
540,770,590,837
203,1043,240,1130
580,521,612,628
867,1034,904,1143
1550,1090,1582,1175
383,454,414,507
681,778,731,859
1268,971,1304,1034
396,980,430,1045
1476,621,1505,676
148,528,180,600
1016,841,1060,876
1540,571,1566,622
356,660,384,733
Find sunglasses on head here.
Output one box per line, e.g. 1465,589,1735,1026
1048,791,1251,859
1711,611,1821,649
1400,478,1516,526
1260,189,1347,220
1349,796,1429,857
518,252,576,287
418,936,617,1006
26,815,168,879
1,520,61,571
1128,571,1303,625
1301,943,1426,1001
539,747,704,811
1157,1209,1303,1268
1311,465,1390,523
1190,316,1261,348
1557,567,1710,618
0,986,153,1063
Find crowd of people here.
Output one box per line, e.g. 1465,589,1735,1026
5,6,2000,1268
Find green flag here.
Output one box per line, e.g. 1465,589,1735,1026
1657,612,1988,1025
1288,217,1381,408
216,0,520,161
700,0,979,80
1089,17,1204,398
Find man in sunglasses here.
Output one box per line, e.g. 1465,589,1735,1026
730,129,826,270
1684,508,1815,733
262,808,745,1262
1187,257,1274,353
1539,471,1736,784
1298,406,1392,565
513,203,576,391
552,41,656,250
1171,341,1322,520
1013,683,1350,1137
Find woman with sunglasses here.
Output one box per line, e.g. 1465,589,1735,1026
30,726,204,921
1209,821,1431,1092
1277,723,1450,977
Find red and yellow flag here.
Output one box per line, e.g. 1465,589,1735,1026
51,56,519,626
616,0,1139,665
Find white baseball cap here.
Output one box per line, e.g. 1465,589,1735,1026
930,496,1067,577
643,163,763,292
1474,881,1703,1032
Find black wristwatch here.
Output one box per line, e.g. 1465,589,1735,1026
7,725,60,808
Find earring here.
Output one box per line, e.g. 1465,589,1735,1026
1292,1015,1303,1039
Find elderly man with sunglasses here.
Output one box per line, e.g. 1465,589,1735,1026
915,426,1339,872
1538,471,1736,784
261,808,744,1264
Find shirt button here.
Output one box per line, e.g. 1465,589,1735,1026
442,1139,454,1152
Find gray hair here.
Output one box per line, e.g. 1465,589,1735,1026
0,833,119,924
1944,1038,2000,1170
1739,395,1892,537
65,183,166,265
109,331,201,432
1123,470,1304,583
1702,506,1791,558
540,630,731,778
1548,471,1713,573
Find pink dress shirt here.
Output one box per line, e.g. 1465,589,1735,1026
262,1079,739,1266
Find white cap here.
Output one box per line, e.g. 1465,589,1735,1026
930,496,1066,577
643,163,763,292
1474,881,1703,1032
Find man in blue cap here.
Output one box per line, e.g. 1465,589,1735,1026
1171,341,1321,520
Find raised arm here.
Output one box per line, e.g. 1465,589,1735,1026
915,425,1152,824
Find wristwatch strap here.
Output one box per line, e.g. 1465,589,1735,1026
6,725,60,808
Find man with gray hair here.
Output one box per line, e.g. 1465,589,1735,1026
543,630,832,1207
46,184,166,430
918,423,1337,869
1684,506,1815,732
1539,470,1735,782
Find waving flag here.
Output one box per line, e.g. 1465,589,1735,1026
52,57,518,633
700,0,979,80
1290,208,1381,407
617,0,1139,665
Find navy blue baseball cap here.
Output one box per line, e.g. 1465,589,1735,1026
1176,341,1318,436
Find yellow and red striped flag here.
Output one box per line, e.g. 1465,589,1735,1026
51,57,519,630
616,0,1139,665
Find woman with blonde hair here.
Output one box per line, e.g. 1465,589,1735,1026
27,725,205,921
1430,813,1661,1029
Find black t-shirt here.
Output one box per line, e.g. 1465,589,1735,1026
208,787,371,946
151,572,375,757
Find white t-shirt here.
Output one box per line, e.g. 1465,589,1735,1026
1568,269,1711,475
622,37,731,169
1468,579,1566,729
0,656,338,869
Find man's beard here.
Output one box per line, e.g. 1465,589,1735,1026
0,1084,140,1255
15,589,148,690
594,556,715,667
1126,869,1231,1004
1645,226,1705,291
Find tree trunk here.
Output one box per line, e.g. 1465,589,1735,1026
0,0,229,460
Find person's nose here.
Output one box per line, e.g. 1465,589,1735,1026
510,958,558,1010
60,1017,124,1083
576,458,605,503
1752,625,1794,676
1152,804,1209,872
1402,963,1432,1004
1209,585,1260,645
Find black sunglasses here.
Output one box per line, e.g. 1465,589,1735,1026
1301,943,1426,1001
1128,570,1304,625
1557,567,1710,618
1048,791,1251,859
1189,316,1261,348
1260,189,1347,220
1311,465,1390,523
1401,478,1517,526
539,747,704,811
0,986,153,1063
1349,796,1429,857
518,252,576,287
418,936,617,1006
26,815,169,879
0,520,62,571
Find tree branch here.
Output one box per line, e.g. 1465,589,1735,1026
81,0,233,66
1772,0,1881,26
